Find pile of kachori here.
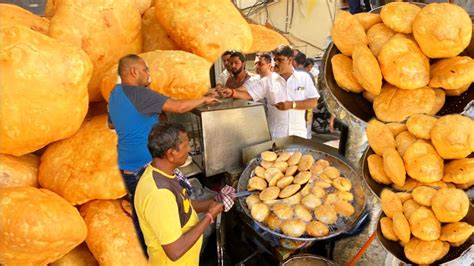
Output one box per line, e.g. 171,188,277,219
379,188,473,264
366,114,474,191
330,3,473,122
246,150,357,238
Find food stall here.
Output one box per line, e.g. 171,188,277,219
1,0,473,265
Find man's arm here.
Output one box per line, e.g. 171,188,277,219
162,201,223,261
274,98,318,111
191,199,214,213
162,96,219,113
219,87,253,100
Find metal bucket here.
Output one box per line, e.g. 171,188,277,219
281,254,336,266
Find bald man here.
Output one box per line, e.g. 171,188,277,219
108,54,218,203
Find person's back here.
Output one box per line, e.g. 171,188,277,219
109,85,160,171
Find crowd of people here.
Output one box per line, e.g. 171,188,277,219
106,44,336,264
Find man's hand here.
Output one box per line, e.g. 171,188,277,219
273,101,292,110
217,87,233,98
204,88,219,97
202,95,221,105
208,201,224,219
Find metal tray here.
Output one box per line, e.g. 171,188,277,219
376,205,474,265
318,3,474,123
237,148,367,242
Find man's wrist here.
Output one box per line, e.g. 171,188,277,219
230,89,235,98
292,101,296,109
205,212,214,224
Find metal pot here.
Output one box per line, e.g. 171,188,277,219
237,148,367,249
281,254,336,266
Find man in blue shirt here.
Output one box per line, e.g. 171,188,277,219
108,54,218,198
108,54,218,254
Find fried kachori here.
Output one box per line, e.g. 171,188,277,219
276,151,292,162
334,200,355,217
430,114,474,159
251,202,270,222
403,199,420,220
354,12,381,30
413,3,472,58
386,123,407,137
429,56,474,91
301,194,323,210
429,88,446,115
333,177,352,192
331,11,368,56
298,155,315,171
246,194,261,210
396,192,412,203
353,45,383,96
294,204,313,223
280,219,307,238
265,213,282,231
272,203,294,220
403,140,444,183
380,217,399,241
294,171,311,185
287,152,303,166
368,154,392,185
395,131,417,157
259,186,280,201
306,221,330,237
378,34,430,90
367,119,396,156
279,184,300,198
381,189,403,218
443,158,474,185
431,188,469,223
254,166,266,178
367,23,395,56
439,222,474,244
331,54,364,93
248,176,267,191
383,148,406,187
411,186,437,207
406,114,437,139
261,151,277,162
276,176,294,188
393,211,411,243
404,238,446,265
314,205,338,225
373,85,436,122
409,206,441,241
380,2,421,34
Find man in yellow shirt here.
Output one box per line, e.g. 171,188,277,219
135,122,224,265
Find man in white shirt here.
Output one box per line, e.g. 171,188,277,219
218,45,319,139
217,50,233,86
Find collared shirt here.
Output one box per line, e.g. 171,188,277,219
218,69,230,85
245,70,319,139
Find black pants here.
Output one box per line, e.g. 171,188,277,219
120,167,148,258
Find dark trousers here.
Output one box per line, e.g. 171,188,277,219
349,0,372,14
120,167,148,258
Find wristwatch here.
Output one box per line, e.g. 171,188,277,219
292,101,296,109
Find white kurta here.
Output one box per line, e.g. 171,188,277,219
246,71,319,139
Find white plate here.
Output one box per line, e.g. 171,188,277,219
180,155,193,168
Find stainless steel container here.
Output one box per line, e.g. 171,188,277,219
170,99,271,177
281,254,336,266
